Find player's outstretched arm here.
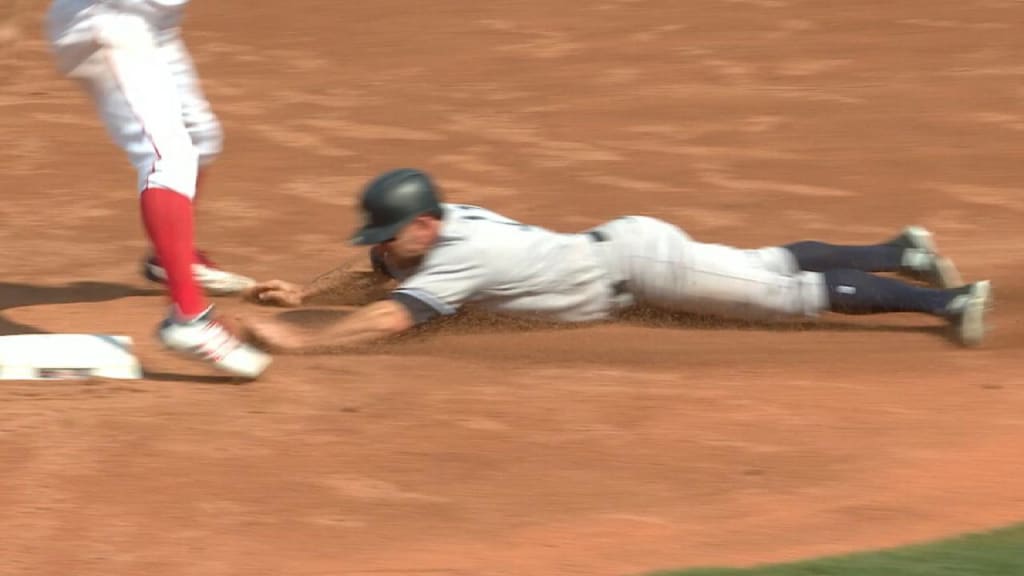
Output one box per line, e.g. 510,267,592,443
239,300,414,354
243,257,392,308
242,279,307,307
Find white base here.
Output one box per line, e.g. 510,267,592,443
0,334,143,380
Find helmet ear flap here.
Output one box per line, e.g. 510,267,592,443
350,169,443,245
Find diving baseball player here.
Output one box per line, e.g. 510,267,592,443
240,169,992,353
47,0,269,378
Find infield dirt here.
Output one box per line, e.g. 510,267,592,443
1,2,1022,575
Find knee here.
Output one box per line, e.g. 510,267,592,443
794,271,829,316
136,140,199,198
749,247,801,275
190,116,224,166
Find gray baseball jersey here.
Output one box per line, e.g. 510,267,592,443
386,204,620,323
382,205,829,325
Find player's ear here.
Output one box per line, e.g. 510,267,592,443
414,215,435,230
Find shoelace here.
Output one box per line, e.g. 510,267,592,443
189,321,242,362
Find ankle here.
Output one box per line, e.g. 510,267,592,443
901,248,932,271
173,304,214,324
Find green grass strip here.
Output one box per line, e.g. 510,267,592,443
651,523,1024,576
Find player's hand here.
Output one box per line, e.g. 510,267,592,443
242,279,305,308
238,317,307,353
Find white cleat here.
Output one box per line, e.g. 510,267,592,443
143,251,256,295
944,280,993,348
894,226,963,289
157,307,272,379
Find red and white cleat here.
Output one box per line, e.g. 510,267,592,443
157,306,271,379
143,251,256,295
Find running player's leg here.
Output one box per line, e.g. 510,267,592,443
144,27,255,294
819,268,991,346
784,239,902,272
609,217,990,345
157,30,222,199
48,7,269,377
680,239,976,321
79,12,205,319
600,217,826,318
782,227,961,288
644,236,828,319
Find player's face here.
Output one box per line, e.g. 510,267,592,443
382,216,439,260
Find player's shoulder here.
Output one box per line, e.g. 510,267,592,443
424,206,508,266
443,203,521,222
443,203,529,234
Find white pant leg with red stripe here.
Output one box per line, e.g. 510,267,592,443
46,0,220,198
157,31,222,168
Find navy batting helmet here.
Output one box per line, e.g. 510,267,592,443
350,168,443,245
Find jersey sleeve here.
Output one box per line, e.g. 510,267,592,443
391,243,488,322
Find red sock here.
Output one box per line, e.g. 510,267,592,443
140,187,207,319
